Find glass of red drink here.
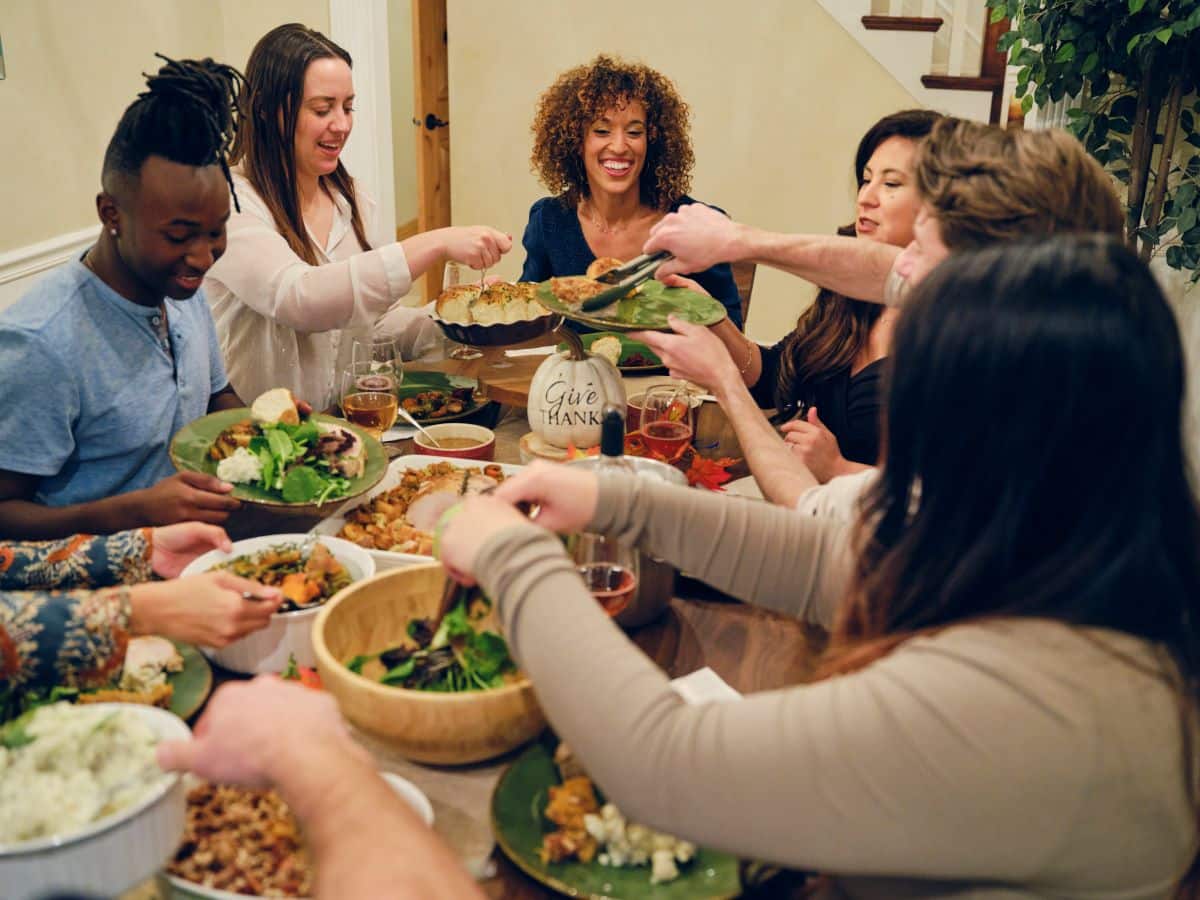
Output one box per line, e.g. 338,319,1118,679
639,385,695,461
571,533,639,617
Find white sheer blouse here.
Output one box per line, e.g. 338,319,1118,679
205,173,442,410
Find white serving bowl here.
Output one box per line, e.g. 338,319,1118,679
0,704,190,900
158,771,433,899
182,534,375,674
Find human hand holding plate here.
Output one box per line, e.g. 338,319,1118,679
633,315,742,397
150,522,234,578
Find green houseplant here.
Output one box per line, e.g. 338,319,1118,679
988,0,1200,282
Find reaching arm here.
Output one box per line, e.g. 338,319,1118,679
0,529,152,590
646,203,898,304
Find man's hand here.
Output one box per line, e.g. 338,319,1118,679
645,204,746,279
150,522,233,578
633,316,742,398
131,472,241,526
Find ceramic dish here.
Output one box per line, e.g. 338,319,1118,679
313,455,525,570
0,704,190,900
536,280,725,333
491,739,742,899
557,331,666,374
164,641,212,721
397,371,485,423
169,411,388,518
158,772,433,899
432,312,559,348
412,423,496,460
181,535,375,674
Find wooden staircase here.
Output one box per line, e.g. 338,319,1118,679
815,1,1007,124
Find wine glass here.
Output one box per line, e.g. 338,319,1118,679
351,336,401,372
639,385,696,462
339,361,400,438
442,261,483,361
570,532,639,618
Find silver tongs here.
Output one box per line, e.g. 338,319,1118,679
581,251,674,313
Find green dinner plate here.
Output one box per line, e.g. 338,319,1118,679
556,332,666,374
398,370,485,423
537,280,726,333
168,640,212,721
169,409,388,511
492,740,742,899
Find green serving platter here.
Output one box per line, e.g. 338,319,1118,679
491,740,742,899
556,332,667,375
398,370,487,423
167,640,212,721
537,279,726,333
169,409,388,514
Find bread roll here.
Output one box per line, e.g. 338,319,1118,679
251,388,300,426
586,257,623,279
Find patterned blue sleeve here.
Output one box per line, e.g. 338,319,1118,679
520,199,553,283
0,586,131,693
0,326,79,477
0,529,153,591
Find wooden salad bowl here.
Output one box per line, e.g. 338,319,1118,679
312,563,546,765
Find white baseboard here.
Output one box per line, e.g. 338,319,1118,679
0,225,98,312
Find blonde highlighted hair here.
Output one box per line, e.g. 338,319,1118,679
915,119,1125,250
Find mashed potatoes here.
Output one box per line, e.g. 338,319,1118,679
0,703,163,844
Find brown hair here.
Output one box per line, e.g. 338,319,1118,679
915,118,1125,250
231,23,371,265
774,110,941,416
529,55,693,211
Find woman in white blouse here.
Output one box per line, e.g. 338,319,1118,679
205,24,510,410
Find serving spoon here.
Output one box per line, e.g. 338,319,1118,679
396,406,443,448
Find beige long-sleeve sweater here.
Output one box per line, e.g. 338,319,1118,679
475,474,1195,899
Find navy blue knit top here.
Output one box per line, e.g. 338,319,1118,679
519,195,743,330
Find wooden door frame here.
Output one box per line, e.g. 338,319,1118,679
412,0,451,301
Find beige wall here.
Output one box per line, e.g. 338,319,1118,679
446,0,920,342
387,0,419,229
0,0,328,254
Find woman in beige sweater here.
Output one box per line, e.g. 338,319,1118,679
440,236,1200,898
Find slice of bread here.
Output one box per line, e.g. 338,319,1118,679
251,388,300,426
434,284,482,323
470,284,511,325
586,256,623,279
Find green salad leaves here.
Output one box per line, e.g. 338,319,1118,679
346,590,515,693
250,422,352,504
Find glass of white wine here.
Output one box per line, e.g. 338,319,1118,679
340,361,400,438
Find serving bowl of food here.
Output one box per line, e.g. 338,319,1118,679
432,281,559,347
181,535,375,674
169,389,389,519
0,702,190,900
412,423,496,461
315,456,522,569
313,563,546,764
159,772,433,899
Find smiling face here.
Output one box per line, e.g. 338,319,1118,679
111,155,230,301
581,99,648,200
855,136,922,248
893,202,952,288
293,56,355,183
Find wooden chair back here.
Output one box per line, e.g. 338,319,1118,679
731,260,757,328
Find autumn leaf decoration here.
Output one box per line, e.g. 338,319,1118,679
564,436,738,491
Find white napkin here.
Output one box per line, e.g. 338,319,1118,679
504,345,558,358
382,425,418,442
669,667,742,705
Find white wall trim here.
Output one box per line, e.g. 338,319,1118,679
0,225,99,311
0,225,98,287
329,0,397,240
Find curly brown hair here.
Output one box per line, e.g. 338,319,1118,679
530,55,693,210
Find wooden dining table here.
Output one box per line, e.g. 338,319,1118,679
133,347,819,900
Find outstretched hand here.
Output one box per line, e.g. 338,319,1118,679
632,315,739,396
645,203,744,279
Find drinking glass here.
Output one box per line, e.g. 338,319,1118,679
639,385,696,462
442,261,483,361
351,336,401,372
340,361,400,438
570,532,639,618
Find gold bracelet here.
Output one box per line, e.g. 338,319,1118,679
737,336,756,375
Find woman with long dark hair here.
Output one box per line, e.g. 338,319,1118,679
439,236,1200,896
205,24,510,410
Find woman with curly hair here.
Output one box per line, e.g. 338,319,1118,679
520,55,742,329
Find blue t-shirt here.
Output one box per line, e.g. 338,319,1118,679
0,259,228,506
519,195,744,330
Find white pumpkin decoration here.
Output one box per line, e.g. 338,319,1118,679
527,329,626,449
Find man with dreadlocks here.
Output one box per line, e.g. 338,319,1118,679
0,56,248,539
